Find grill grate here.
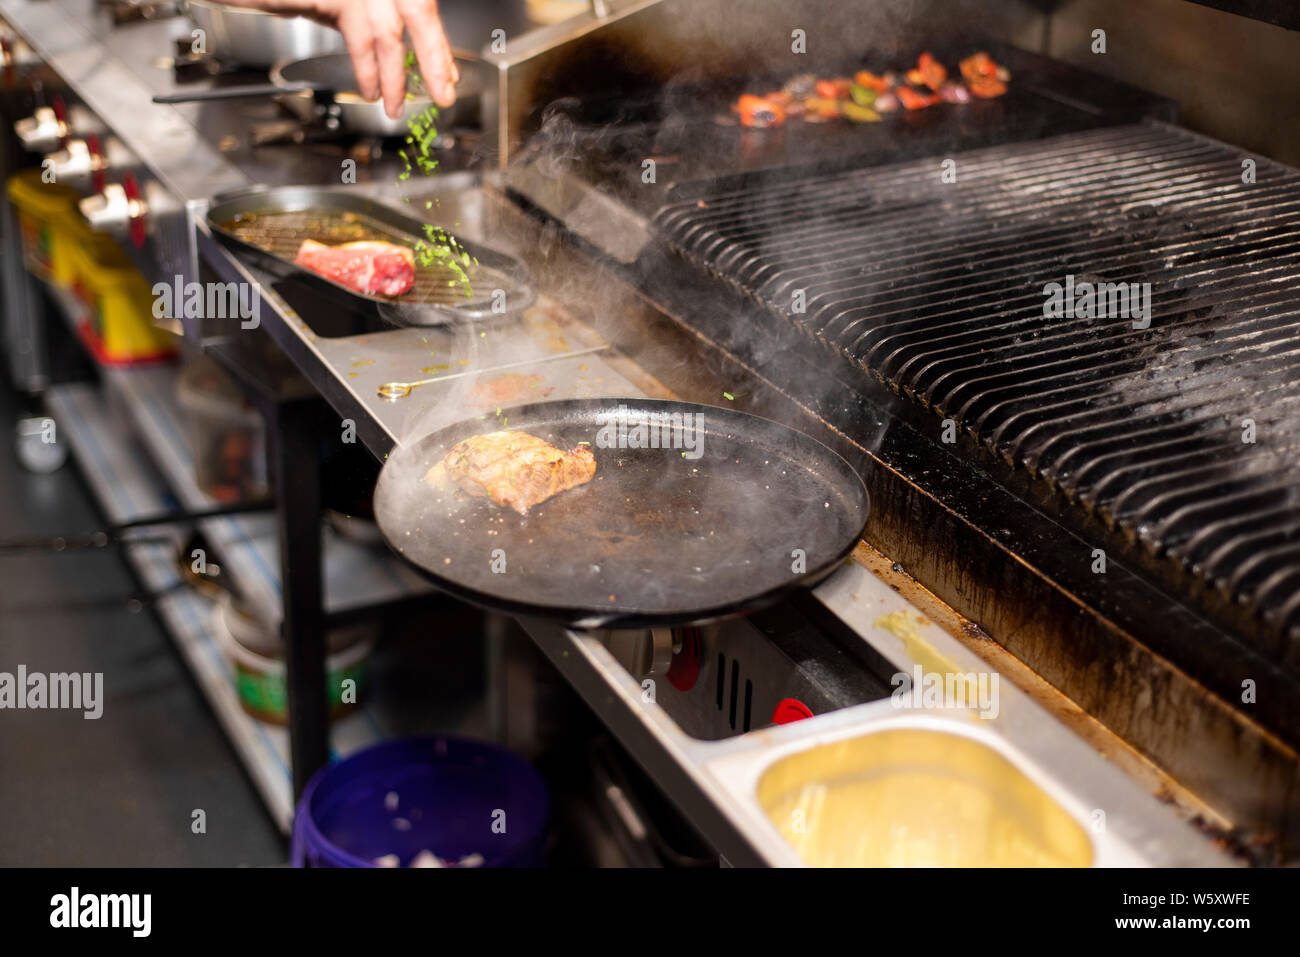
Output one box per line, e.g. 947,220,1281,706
656,122,1300,671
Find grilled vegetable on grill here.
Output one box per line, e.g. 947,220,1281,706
938,81,972,104
781,72,818,99
730,50,1009,128
815,78,852,100
849,83,878,107
294,239,416,297
959,51,1010,98
736,94,787,128
853,69,891,93
909,52,948,91
958,51,1010,84
966,74,1008,98
842,101,882,123
872,90,900,113
804,96,842,120
896,86,939,110
426,430,597,515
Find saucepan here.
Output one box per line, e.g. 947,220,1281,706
184,0,346,69
153,51,485,136
272,52,485,137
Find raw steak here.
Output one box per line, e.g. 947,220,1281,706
294,239,416,297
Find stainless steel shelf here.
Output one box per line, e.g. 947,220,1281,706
39,291,457,833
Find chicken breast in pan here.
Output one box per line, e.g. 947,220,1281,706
426,430,596,515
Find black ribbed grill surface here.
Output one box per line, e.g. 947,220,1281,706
655,122,1300,671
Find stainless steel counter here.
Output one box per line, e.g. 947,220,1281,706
192,183,656,456
521,551,1230,867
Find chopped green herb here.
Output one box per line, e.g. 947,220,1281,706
394,52,474,298
723,392,735,401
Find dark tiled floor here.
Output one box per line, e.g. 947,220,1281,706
0,380,285,866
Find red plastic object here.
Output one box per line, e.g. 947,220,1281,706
72,313,173,367
52,95,68,146
123,172,145,248
87,135,106,195
666,627,701,691
771,698,814,725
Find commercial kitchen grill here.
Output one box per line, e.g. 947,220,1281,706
489,19,1299,846
655,120,1300,689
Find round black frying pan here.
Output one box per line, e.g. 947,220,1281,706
373,398,869,629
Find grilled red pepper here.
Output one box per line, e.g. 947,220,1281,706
736,93,786,128
915,52,948,91
896,86,938,110
959,51,999,83
853,69,891,93
814,77,852,100
966,75,1008,99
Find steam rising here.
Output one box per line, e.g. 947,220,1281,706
372,0,993,619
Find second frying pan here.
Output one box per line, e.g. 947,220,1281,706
373,399,870,629
271,53,484,136
153,52,484,137
206,185,536,326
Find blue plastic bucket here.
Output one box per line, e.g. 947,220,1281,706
290,736,549,868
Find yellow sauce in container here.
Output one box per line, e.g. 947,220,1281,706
758,728,1093,867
